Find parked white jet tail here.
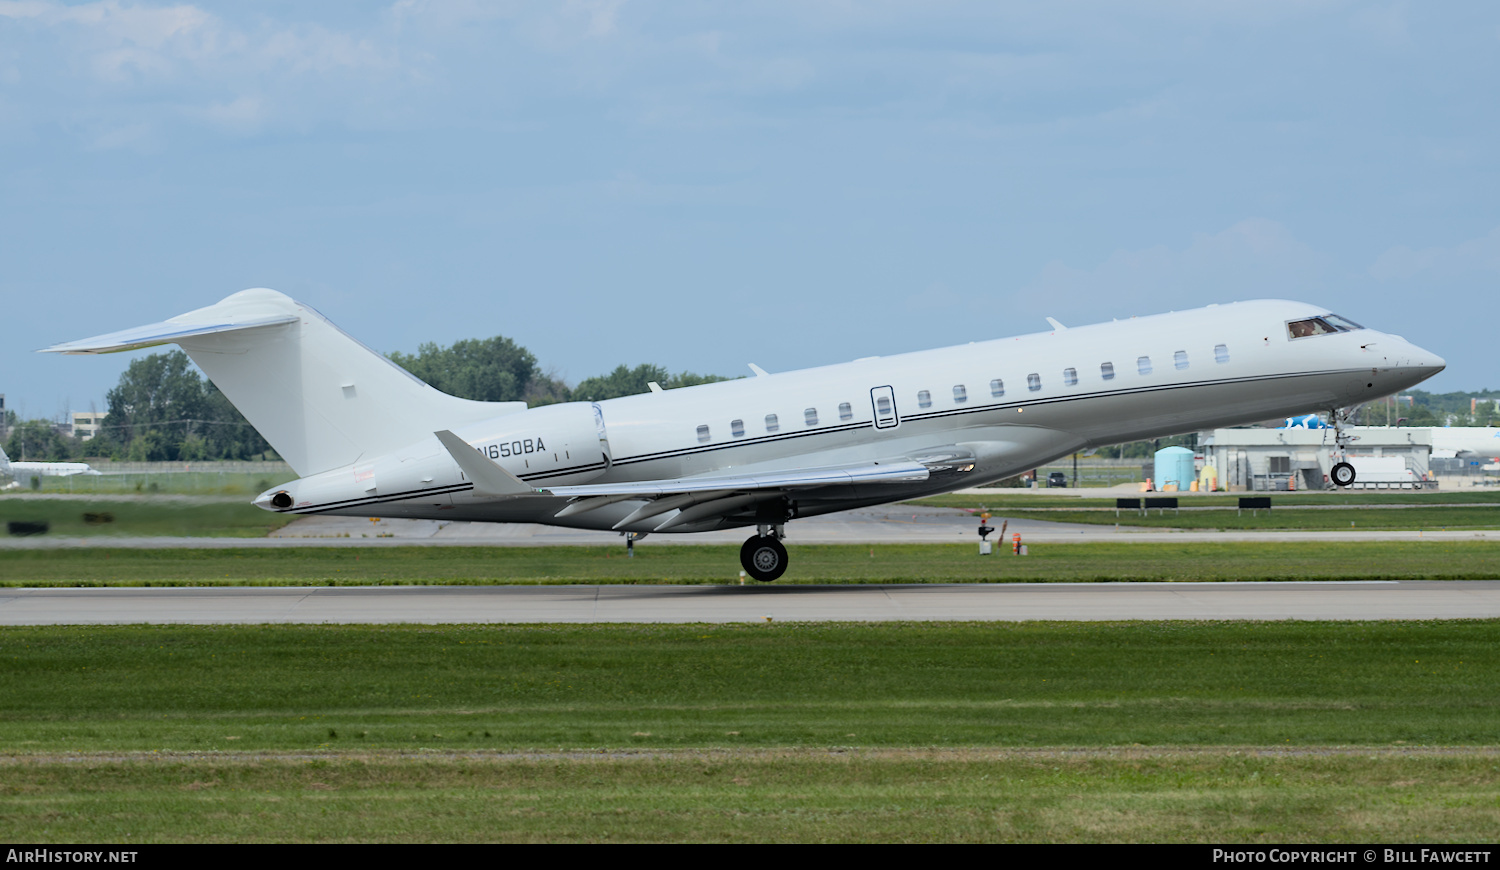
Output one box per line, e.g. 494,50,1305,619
0,445,11,475
43,289,526,476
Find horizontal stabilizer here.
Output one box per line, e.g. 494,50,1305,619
41,315,299,355
434,430,537,498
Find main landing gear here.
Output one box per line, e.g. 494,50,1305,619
741,524,788,582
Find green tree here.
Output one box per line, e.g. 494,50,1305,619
571,364,733,402
94,351,272,461
3,419,78,461
388,337,541,404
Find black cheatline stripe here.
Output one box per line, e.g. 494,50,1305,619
288,462,608,514
517,460,608,481
291,483,473,515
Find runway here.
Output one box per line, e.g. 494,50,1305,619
2,503,1496,549
5,581,1499,625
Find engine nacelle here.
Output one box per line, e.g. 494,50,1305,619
255,402,612,512
445,401,611,486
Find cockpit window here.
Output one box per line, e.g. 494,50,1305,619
1287,317,1339,339
1288,314,1365,339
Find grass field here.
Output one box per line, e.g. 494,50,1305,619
4,621,1496,750
5,503,1499,842
15,470,289,497
0,496,295,538
4,540,1500,586
5,750,1496,843
2,621,1498,842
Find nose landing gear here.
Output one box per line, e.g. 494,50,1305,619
1329,407,1358,488
740,524,788,582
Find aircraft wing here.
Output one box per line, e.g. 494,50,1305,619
434,428,935,531
544,460,932,531
545,460,931,499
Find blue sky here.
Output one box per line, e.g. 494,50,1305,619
2,1,1497,420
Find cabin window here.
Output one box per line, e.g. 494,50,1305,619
1174,350,1189,370
839,402,853,421
1215,344,1230,364
918,390,932,409
990,378,1004,398
731,419,745,438
1027,373,1041,392
953,385,968,403
696,425,710,443
876,396,892,416
805,408,819,426
1137,356,1152,375
1063,367,1077,386
1101,362,1115,381
765,413,779,433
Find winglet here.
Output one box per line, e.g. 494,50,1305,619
434,430,538,497
1045,317,1066,331
748,363,769,377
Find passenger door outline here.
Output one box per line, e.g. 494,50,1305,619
870,385,900,429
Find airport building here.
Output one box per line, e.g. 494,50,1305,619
1196,427,1433,491
70,411,104,441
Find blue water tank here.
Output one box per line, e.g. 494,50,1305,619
1153,446,1196,491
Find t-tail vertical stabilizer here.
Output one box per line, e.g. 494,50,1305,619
42,289,526,476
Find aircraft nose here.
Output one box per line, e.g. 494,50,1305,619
1376,335,1445,387
1401,339,1445,374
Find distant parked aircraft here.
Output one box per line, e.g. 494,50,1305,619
1429,427,1500,461
0,445,100,483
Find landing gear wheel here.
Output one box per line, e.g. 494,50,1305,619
1330,462,1356,487
740,535,788,582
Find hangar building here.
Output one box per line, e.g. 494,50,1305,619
1197,427,1432,491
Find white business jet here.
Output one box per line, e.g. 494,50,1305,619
44,291,1444,580
1429,427,1500,462
0,445,101,483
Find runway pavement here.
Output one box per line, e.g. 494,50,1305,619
4,581,1499,625
2,503,1496,549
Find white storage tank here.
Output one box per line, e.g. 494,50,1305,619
1154,446,1195,491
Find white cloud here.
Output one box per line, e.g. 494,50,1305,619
87,120,155,151
197,94,265,134
1369,226,1500,282
1014,219,1332,315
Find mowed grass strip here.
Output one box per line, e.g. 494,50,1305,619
913,491,1500,509
3,751,1498,843
4,541,1499,586
0,497,295,538
1,622,1497,751
977,506,1500,531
